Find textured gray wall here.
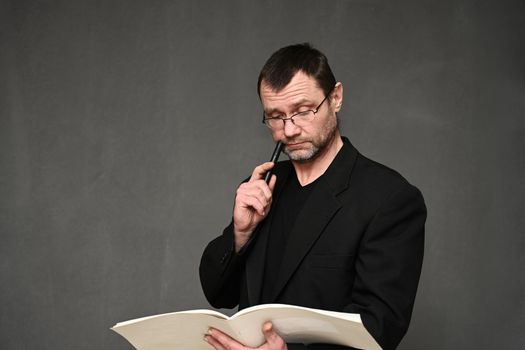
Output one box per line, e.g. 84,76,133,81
1,1,524,349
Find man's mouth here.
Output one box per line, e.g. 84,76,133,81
286,141,307,148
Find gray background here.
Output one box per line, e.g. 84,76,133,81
1,0,524,349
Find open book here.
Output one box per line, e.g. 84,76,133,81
111,304,381,350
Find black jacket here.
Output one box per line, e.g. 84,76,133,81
200,138,426,350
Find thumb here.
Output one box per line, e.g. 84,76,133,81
262,322,285,347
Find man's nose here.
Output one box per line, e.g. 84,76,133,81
283,119,301,138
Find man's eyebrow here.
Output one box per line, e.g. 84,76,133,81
264,107,281,115
264,99,314,114
291,98,313,108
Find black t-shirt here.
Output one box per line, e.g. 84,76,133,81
260,169,319,303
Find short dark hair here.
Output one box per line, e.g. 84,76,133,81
257,43,336,98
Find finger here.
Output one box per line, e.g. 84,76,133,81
262,322,285,348
237,184,273,214
204,334,226,350
239,182,272,203
250,162,275,181
236,189,268,214
258,179,274,200
268,174,277,193
207,328,245,350
245,182,273,204
238,193,266,216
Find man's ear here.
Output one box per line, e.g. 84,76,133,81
331,82,344,112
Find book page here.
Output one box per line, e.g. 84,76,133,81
113,312,234,350
113,309,228,327
112,304,381,350
229,304,380,349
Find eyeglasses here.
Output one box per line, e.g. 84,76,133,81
262,94,330,129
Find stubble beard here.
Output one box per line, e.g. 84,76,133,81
285,144,320,162
284,116,339,163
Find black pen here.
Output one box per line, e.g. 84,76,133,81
264,141,283,184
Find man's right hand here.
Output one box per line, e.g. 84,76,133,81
233,162,277,252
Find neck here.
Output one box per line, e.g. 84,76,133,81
292,131,344,186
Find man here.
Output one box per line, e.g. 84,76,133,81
200,43,426,350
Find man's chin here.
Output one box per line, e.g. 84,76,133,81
284,148,317,162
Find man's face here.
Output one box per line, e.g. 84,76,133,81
260,71,343,162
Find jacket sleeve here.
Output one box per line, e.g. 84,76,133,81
343,183,426,350
199,222,245,309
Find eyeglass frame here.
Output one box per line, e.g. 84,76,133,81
261,92,331,129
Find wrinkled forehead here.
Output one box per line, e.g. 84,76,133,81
259,70,322,96
260,72,324,109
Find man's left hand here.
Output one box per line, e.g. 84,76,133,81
205,322,287,350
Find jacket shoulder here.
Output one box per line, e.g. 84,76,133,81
346,152,424,210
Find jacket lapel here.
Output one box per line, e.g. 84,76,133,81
246,138,359,304
270,138,358,301
269,178,342,301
